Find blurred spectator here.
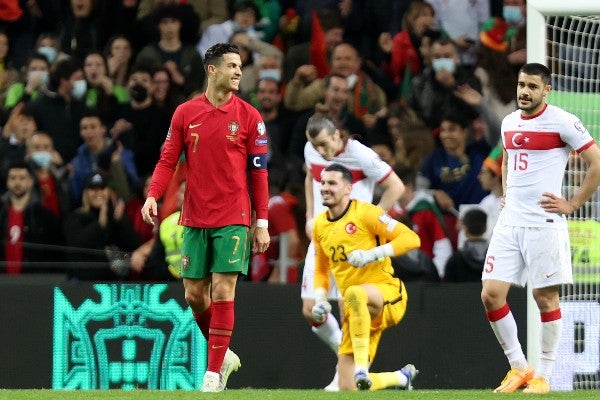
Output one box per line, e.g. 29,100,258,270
419,109,490,248
0,1,60,69
151,66,185,115
229,31,283,99
0,103,37,191
135,4,205,97
33,32,70,68
477,146,503,238
142,178,186,281
285,42,387,132
287,73,366,165
57,0,108,61
428,0,490,66
0,160,64,274
444,207,488,282
63,172,141,281
502,0,527,69
135,0,201,48
454,17,517,147
0,30,18,108
254,77,296,160
242,0,282,44
378,0,436,97
244,52,285,106
386,104,432,171
25,132,70,219
104,34,135,88
83,51,128,126
110,64,171,177
69,110,139,208
4,52,50,110
250,167,300,283
394,165,452,279
283,8,344,83
28,57,87,163
407,37,482,129
197,1,262,57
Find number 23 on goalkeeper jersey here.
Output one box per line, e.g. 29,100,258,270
312,199,421,294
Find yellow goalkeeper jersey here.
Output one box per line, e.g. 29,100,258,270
313,199,420,294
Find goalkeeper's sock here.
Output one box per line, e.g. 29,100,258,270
486,303,528,370
345,285,370,367
311,313,342,353
370,371,402,390
193,303,213,339
207,300,234,373
537,309,562,380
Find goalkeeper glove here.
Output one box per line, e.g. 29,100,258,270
347,243,394,268
311,287,331,323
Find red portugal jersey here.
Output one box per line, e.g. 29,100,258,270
148,93,269,228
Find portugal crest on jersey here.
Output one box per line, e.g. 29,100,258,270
227,121,240,142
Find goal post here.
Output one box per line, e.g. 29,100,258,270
527,0,600,391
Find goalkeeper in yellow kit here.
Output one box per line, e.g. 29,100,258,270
311,163,421,391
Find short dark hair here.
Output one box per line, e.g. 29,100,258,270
324,163,352,184
306,113,336,139
49,58,82,90
204,43,240,67
7,160,33,178
519,62,551,85
462,208,487,236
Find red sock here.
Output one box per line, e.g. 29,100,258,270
207,300,235,373
193,303,212,339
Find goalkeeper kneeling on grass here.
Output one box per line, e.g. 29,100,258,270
311,163,421,391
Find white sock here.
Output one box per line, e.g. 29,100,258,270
489,309,528,370
537,311,562,380
312,313,342,353
394,370,409,387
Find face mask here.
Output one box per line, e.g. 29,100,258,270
346,73,358,89
27,70,49,86
432,58,456,74
37,46,57,64
258,68,281,82
71,79,87,100
503,6,523,24
129,84,148,102
31,151,53,168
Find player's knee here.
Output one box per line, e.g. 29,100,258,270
481,287,503,310
344,285,367,310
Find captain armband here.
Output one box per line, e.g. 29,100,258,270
248,153,267,170
378,212,398,232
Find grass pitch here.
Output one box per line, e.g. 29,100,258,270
0,389,597,400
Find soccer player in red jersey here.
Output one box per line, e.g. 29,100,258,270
141,43,270,392
482,63,600,394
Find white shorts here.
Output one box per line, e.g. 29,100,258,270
300,241,341,300
482,225,573,289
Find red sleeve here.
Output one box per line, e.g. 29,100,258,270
390,31,420,84
246,107,269,220
147,107,185,200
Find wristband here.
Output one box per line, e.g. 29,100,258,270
256,218,268,229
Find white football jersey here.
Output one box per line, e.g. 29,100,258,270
499,104,595,228
304,139,393,216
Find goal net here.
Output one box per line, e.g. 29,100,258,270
527,0,600,391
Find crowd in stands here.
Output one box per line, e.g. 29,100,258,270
0,0,527,282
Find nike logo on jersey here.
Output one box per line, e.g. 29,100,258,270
211,344,226,349
546,272,558,278
189,123,202,129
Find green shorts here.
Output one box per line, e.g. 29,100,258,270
180,225,250,279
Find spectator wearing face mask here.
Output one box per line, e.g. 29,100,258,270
110,64,171,177
407,37,482,130
28,58,88,163
4,52,51,110
25,132,70,220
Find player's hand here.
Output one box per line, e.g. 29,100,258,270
311,300,331,323
252,226,270,253
347,249,376,268
540,192,577,215
141,197,158,225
